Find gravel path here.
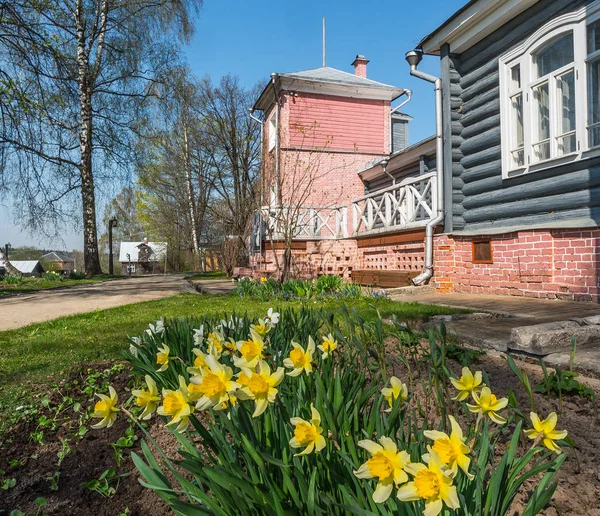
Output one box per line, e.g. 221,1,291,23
0,275,186,331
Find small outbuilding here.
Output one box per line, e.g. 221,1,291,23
10,260,45,277
40,252,74,275
119,239,166,275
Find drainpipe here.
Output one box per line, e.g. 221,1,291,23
390,89,412,154
249,108,264,201
405,50,444,286
271,73,281,204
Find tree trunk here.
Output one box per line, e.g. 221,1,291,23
76,0,102,277
183,122,201,270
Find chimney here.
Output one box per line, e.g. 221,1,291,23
351,55,369,78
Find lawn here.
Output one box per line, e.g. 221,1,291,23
0,275,116,296
0,292,463,430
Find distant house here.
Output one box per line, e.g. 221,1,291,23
119,239,166,275
11,260,45,277
40,252,74,275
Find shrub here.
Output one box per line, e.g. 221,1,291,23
42,271,63,281
69,271,87,280
3,274,23,285
95,308,567,515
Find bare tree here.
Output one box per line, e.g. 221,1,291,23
0,0,201,276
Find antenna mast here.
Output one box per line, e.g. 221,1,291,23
322,17,326,67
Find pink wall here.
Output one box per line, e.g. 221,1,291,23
281,92,389,153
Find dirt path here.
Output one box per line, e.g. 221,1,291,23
0,275,187,331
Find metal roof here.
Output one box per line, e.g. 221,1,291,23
278,66,401,91
11,260,43,274
41,252,73,263
119,241,166,263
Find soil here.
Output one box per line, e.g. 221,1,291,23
1,347,599,515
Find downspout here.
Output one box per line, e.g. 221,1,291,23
380,158,394,185
270,73,281,205
389,89,412,154
249,108,264,270
405,50,444,286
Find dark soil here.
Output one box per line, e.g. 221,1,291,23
1,347,599,516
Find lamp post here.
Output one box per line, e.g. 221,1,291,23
108,218,118,275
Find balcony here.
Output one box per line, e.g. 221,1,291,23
352,172,437,237
261,205,348,240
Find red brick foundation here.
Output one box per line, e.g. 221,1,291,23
434,229,600,302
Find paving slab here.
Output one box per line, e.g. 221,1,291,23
543,348,600,378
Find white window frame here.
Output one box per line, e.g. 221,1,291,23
499,1,600,179
268,114,276,152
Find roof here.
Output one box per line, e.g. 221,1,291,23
357,136,437,181
11,260,43,274
119,241,166,263
41,252,73,263
253,66,406,111
418,0,539,55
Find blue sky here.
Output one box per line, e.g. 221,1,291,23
1,0,467,251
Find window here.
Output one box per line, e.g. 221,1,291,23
499,4,600,177
268,115,276,151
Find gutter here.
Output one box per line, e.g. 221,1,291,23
405,50,444,286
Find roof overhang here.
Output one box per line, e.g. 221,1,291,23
252,74,406,112
358,136,436,182
418,0,539,55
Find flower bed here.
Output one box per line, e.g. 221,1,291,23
93,308,571,515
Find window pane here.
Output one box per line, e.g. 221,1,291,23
557,70,575,138
533,82,550,162
589,59,600,147
533,32,574,77
588,20,600,55
558,134,576,155
511,65,521,89
510,93,524,167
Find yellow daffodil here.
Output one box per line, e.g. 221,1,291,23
251,319,269,336
157,377,193,432
207,331,224,357
92,386,120,429
354,437,411,503
132,375,161,420
381,376,408,412
467,386,508,425
450,366,483,401
260,276,268,283
233,333,265,369
317,333,338,359
289,404,326,456
283,337,315,377
423,415,473,479
191,355,240,411
236,360,284,417
187,348,210,377
525,412,568,453
156,344,170,372
397,451,460,516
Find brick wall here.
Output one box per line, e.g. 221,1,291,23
433,229,600,302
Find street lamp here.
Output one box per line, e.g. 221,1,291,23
108,218,118,275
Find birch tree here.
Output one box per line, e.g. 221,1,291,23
0,0,201,276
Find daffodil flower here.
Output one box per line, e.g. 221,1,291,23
423,415,473,479
191,355,240,411
450,366,484,401
132,375,161,420
265,308,280,327
146,319,165,336
207,331,224,357
92,386,120,429
157,377,193,432
354,437,411,503
467,386,508,425
381,376,408,412
317,333,338,359
397,450,460,516
192,326,204,347
250,319,269,336
233,333,265,369
283,337,315,377
236,360,284,417
129,336,142,357
187,348,210,377
525,412,568,453
289,404,326,456
156,344,170,372
260,276,268,283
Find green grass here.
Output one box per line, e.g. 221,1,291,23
0,292,465,432
0,275,116,296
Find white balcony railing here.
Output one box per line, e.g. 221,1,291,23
352,172,437,236
261,205,348,240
